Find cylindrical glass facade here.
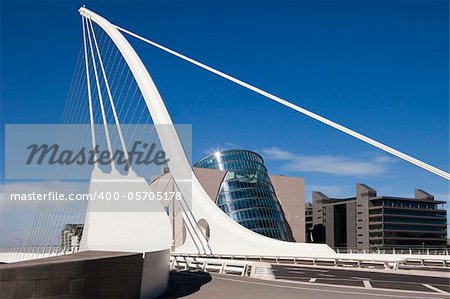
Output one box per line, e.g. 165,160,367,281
194,149,291,241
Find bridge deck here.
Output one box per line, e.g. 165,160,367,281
160,267,449,299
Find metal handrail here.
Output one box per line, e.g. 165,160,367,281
170,251,450,270
0,245,80,257
334,247,449,255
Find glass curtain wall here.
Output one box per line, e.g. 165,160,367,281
194,149,291,241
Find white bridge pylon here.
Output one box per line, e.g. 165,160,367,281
79,7,335,257
78,7,447,258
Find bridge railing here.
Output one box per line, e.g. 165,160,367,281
171,250,450,270
0,245,80,262
2,245,449,269
170,255,251,276
334,247,449,255
171,252,410,270
0,245,80,254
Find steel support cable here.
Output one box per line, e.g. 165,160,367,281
116,25,450,181
40,19,97,248
45,21,119,251
29,20,97,250
39,19,98,250
29,44,89,250
88,19,134,173
83,17,99,164
26,46,86,249
45,37,95,248
88,23,125,158
85,17,117,172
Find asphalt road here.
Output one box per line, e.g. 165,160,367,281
272,265,450,294
158,269,449,299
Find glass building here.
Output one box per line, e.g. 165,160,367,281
194,149,292,241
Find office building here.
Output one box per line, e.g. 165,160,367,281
310,184,447,249
305,202,313,242
60,224,84,249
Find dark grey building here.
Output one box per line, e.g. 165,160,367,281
310,184,447,249
305,202,313,242
60,224,84,249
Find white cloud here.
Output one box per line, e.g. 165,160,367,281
261,147,395,176
373,155,399,164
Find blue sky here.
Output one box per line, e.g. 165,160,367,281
1,0,449,233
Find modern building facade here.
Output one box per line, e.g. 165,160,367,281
151,149,306,246
269,174,305,242
305,202,313,242
60,224,84,249
310,184,447,249
194,150,292,241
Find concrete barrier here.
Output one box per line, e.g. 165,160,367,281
0,250,169,298
140,249,170,299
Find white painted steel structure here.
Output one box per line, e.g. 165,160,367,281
78,9,172,254
78,6,336,258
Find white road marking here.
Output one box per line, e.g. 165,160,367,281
363,280,373,288
287,270,305,274
276,276,310,279
298,268,329,273
279,267,329,273
318,273,335,277
308,278,316,283
422,284,450,295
